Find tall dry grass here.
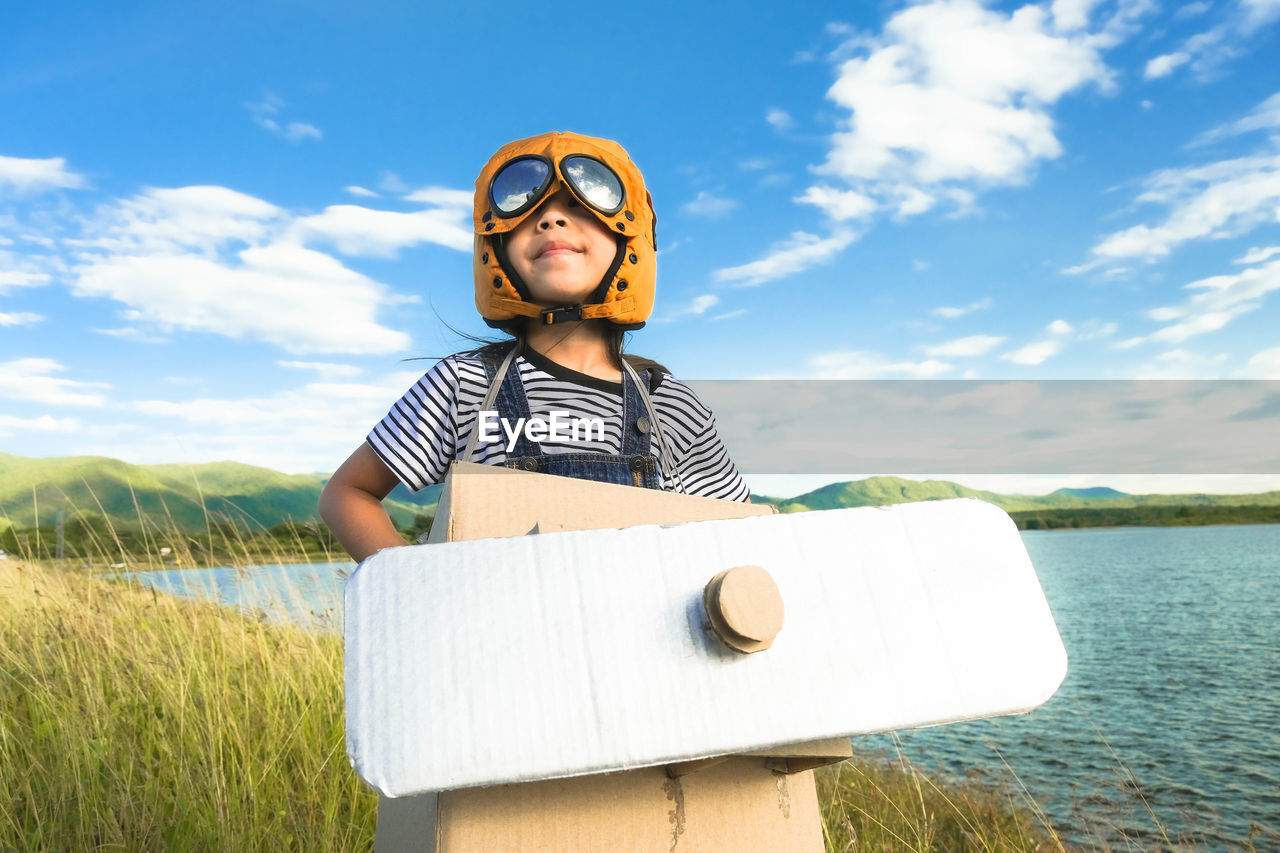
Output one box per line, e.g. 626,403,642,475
816,744,1072,852
0,556,376,851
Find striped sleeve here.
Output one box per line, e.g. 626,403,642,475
366,356,468,491
652,376,750,502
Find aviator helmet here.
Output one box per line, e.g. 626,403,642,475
473,131,657,329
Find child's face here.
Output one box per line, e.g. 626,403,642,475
503,189,619,306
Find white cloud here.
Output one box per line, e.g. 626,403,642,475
1087,152,1280,262
123,370,425,473
291,204,472,256
657,293,720,323
1193,91,1280,146
924,334,1005,357
74,185,283,255
766,108,795,131
1239,345,1280,377
713,229,857,286
1125,257,1280,346
1236,245,1280,264
0,270,51,294
711,308,747,321
345,185,379,198
278,360,364,380
0,154,86,193
73,242,412,354
1144,51,1190,79
1243,0,1280,30
247,94,322,143
996,318,1077,364
378,171,409,194
680,191,738,219
1143,1,1280,81
685,294,719,314
794,185,877,221
932,297,992,318
804,349,952,378
912,259,931,272
1131,348,1230,379
1077,320,1118,339
402,186,473,208
1050,0,1103,31
1002,339,1062,365
61,184,477,353
0,414,84,437
283,122,322,142
817,0,1112,197
0,312,43,326
0,358,108,406
93,326,170,343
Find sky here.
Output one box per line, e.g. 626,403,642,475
2,0,1280,497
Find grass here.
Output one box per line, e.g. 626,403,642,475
816,744,1072,852
0,556,377,851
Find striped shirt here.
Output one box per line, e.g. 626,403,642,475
368,347,750,501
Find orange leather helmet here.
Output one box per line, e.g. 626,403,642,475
473,131,657,329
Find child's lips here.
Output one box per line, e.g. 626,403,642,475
535,242,578,259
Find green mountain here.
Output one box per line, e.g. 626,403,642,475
753,475,1280,515
0,451,439,531
1053,486,1128,499
3,451,1277,534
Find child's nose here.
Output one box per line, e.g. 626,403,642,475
535,193,572,229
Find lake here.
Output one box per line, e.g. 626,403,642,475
126,524,1280,849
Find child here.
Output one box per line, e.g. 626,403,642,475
319,131,749,562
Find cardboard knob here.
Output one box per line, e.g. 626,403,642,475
703,565,784,653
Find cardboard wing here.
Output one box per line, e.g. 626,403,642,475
346,493,1067,798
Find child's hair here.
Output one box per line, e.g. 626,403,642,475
457,319,628,367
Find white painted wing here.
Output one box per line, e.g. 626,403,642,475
345,499,1067,797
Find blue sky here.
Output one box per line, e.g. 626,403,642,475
2,0,1279,495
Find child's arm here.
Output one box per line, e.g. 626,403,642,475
318,443,407,563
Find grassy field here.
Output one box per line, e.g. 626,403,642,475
0,557,377,851
0,555,1088,852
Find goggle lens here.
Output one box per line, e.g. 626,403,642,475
489,155,627,219
562,156,624,215
490,158,552,215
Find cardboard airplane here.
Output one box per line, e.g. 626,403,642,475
345,461,1067,851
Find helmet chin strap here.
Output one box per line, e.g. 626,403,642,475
491,232,628,321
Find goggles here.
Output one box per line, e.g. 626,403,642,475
488,154,625,219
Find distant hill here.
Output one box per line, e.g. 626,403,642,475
0,451,439,531
1052,487,1129,499
3,451,1277,533
752,475,1280,515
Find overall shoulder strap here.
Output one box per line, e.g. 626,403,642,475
621,354,669,394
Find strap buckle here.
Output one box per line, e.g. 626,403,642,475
540,304,585,325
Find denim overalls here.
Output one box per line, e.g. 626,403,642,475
470,344,664,490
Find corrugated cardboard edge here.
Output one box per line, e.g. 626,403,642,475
426,460,775,544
